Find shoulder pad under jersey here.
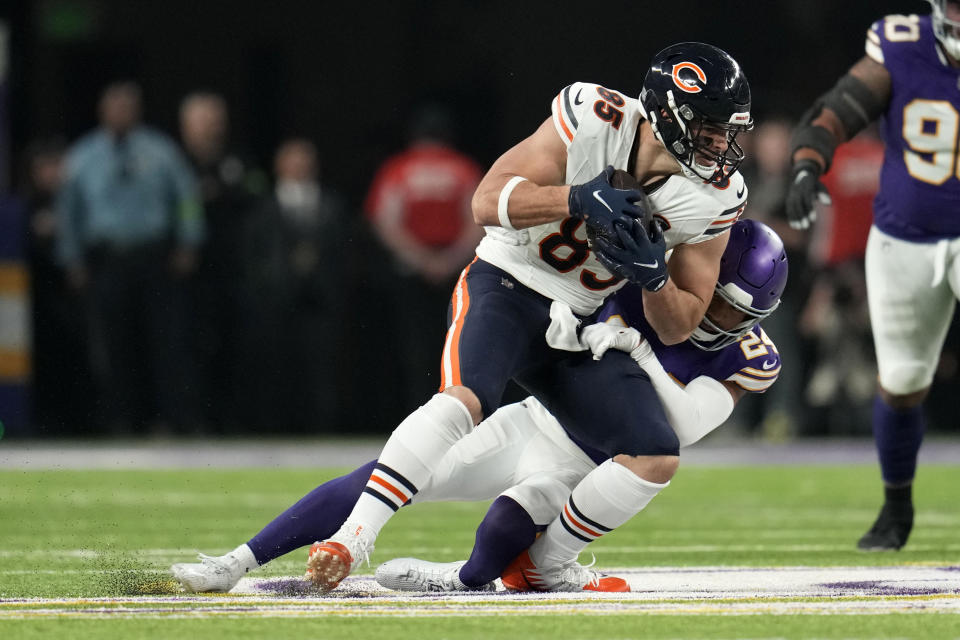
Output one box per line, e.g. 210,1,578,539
725,325,781,392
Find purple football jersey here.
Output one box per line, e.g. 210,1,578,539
599,286,780,393
870,14,960,242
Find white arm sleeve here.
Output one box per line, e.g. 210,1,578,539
638,357,736,448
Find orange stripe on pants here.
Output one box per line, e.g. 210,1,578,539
555,94,574,142
439,258,476,390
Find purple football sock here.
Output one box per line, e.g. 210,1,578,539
458,496,538,588
872,395,925,486
246,460,376,565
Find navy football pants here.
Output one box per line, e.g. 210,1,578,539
441,259,678,459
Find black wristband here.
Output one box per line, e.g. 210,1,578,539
791,157,823,178
790,125,836,172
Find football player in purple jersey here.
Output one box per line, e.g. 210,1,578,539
786,0,960,551
171,220,788,594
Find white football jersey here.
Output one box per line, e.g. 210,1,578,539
475,82,748,316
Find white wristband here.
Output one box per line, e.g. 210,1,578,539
497,176,527,231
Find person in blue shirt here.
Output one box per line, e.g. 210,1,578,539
57,81,205,434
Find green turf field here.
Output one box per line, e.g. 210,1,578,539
1,464,958,639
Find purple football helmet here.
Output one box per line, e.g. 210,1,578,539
689,219,788,351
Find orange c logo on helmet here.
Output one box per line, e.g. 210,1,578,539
671,62,707,94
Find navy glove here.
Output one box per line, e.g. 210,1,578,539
594,218,668,292
785,158,831,230
568,165,643,240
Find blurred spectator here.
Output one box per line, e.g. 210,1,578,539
56,81,205,435
22,137,95,433
240,138,346,431
798,131,884,435
736,119,810,439
179,91,266,431
363,105,483,412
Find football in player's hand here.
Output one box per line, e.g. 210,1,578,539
585,169,653,248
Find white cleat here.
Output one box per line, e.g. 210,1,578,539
375,558,495,592
171,553,246,593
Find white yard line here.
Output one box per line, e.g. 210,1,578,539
2,566,959,618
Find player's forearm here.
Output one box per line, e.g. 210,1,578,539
641,281,705,344
641,361,735,447
471,179,572,230
791,57,889,171
792,110,845,171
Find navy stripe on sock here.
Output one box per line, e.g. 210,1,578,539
363,487,401,512
568,496,612,533
559,513,594,543
375,462,418,494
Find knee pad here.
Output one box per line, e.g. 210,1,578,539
390,393,474,465
502,472,581,526
879,362,933,396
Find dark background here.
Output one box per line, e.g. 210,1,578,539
6,0,917,194
0,0,932,437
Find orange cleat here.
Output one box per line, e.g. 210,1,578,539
305,522,375,593
305,541,354,592
501,551,629,593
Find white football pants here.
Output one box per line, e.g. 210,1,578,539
865,225,960,395
411,397,597,526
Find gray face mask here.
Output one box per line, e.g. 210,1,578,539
930,0,960,60
276,180,322,227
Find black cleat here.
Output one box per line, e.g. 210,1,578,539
857,500,914,551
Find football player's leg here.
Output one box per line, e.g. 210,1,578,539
311,261,552,590
510,353,677,591
376,399,593,592
253,461,375,565
411,400,537,504
500,458,667,593
457,496,539,588
172,461,375,592
860,229,955,550
376,495,534,593
460,404,599,588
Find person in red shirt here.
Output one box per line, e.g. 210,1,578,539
798,131,884,437
809,133,884,267
364,106,484,411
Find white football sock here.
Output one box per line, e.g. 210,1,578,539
529,459,668,568
342,393,474,538
227,544,259,573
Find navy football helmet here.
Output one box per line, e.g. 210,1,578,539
928,1,960,60
640,42,753,183
689,219,788,351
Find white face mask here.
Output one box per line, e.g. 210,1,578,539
276,180,321,226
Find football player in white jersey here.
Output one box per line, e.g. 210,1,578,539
170,220,787,595
307,42,754,593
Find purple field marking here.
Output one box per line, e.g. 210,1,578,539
818,581,951,596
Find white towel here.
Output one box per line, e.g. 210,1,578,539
545,301,587,351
